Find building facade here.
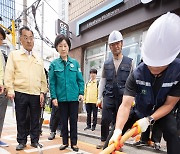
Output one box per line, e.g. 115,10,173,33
68,0,105,22
0,0,15,28
68,0,180,82
0,0,15,54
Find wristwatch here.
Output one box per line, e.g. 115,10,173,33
147,116,155,125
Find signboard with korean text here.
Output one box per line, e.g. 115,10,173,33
55,19,69,37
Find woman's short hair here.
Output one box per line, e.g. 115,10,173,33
54,34,71,51
0,27,6,39
90,68,97,74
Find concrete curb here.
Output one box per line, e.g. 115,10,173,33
42,125,166,153
42,124,101,139
78,131,101,140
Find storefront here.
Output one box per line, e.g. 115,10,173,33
69,0,180,82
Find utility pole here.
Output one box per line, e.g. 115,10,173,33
41,1,44,59
23,0,27,26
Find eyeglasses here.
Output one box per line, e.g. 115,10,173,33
21,36,34,41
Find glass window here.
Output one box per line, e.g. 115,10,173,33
86,43,105,57
122,43,141,67
85,56,104,81
84,43,106,82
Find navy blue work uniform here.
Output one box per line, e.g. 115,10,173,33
122,59,180,154
101,56,132,141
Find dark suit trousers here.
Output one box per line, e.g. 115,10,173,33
101,96,122,141
14,91,41,144
59,101,79,146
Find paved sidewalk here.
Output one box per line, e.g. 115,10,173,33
42,110,167,153
2,106,103,154
2,106,167,153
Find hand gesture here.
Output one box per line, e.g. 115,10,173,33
78,95,84,102
40,93,44,107
52,99,58,107
8,93,15,101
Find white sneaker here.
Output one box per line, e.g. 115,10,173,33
96,141,105,149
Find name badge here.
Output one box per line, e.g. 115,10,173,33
70,64,74,67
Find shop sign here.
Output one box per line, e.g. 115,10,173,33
81,7,122,32
76,0,124,36
55,19,69,37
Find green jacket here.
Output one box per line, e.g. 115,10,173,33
49,56,84,102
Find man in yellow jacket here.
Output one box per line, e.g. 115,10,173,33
4,26,47,151
0,27,9,147
84,69,98,131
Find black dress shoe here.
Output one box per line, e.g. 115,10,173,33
59,144,68,150
60,132,62,137
84,126,91,130
71,145,79,152
16,144,26,151
30,143,43,148
92,126,95,131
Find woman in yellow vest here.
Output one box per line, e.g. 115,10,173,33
84,68,98,131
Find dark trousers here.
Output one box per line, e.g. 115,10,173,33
85,103,98,128
101,96,122,141
122,110,180,154
25,104,44,136
14,91,41,144
141,123,162,143
175,101,180,135
0,93,8,138
49,104,61,132
59,101,79,145
25,107,30,136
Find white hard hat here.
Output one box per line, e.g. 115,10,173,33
142,12,180,67
141,0,153,4
108,30,123,44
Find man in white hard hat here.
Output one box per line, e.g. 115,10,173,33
108,12,180,154
96,30,133,149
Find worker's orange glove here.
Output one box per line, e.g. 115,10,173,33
132,117,150,137
108,129,123,151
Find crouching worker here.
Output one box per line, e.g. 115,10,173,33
108,12,180,154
